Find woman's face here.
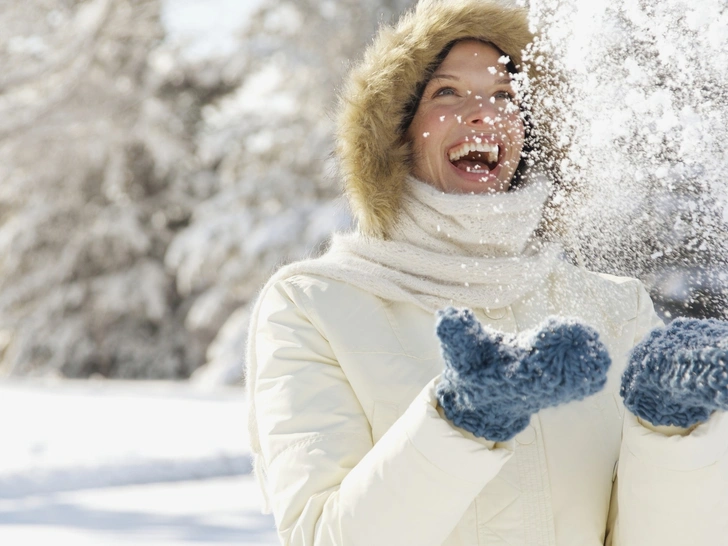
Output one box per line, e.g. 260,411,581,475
407,40,525,194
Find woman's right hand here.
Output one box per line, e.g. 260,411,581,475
435,307,612,441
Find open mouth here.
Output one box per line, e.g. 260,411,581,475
448,141,500,174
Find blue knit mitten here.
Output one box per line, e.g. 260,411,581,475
435,307,612,442
620,317,728,428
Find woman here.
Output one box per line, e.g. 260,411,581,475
247,1,728,544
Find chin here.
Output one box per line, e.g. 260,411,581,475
414,165,514,195
441,172,513,195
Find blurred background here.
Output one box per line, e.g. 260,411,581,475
0,0,726,544
0,0,410,544
0,0,415,383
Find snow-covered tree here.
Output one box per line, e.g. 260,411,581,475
0,0,413,379
169,0,415,385
0,0,201,378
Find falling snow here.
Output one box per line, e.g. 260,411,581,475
524,0,728,319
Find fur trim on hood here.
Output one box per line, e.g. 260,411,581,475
336,0,535,238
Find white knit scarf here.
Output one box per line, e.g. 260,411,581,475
247,175,562,511
254,175,560,313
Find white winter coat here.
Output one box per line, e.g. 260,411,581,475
250,1,728,543
250,263,728,545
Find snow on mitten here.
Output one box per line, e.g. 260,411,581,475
620,317,728,428
435,307,612,442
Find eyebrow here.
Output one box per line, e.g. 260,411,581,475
430,73,460,82
429,74,513,85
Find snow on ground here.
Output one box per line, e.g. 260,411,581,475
0,380,278,545
0,476,277,546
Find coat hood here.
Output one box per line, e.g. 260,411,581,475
336,0,536,238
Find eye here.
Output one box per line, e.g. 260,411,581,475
432,86,457,98
493,90,515,102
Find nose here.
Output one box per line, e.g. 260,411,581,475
464,97,500,126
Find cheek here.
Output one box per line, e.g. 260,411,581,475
414,109,442,137
412,120,444,160
507,118,526,146
409,134,430,165
407,124,435,178
408,112,432,150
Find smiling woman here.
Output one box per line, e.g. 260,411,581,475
246,1,728,545
406,40,525,194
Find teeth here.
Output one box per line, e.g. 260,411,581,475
448,142,499,162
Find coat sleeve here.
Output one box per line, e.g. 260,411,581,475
250,278,514,546
607,283,728,545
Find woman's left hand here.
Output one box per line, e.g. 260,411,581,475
620,317,728,429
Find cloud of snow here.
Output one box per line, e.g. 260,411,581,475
526,0,728,317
